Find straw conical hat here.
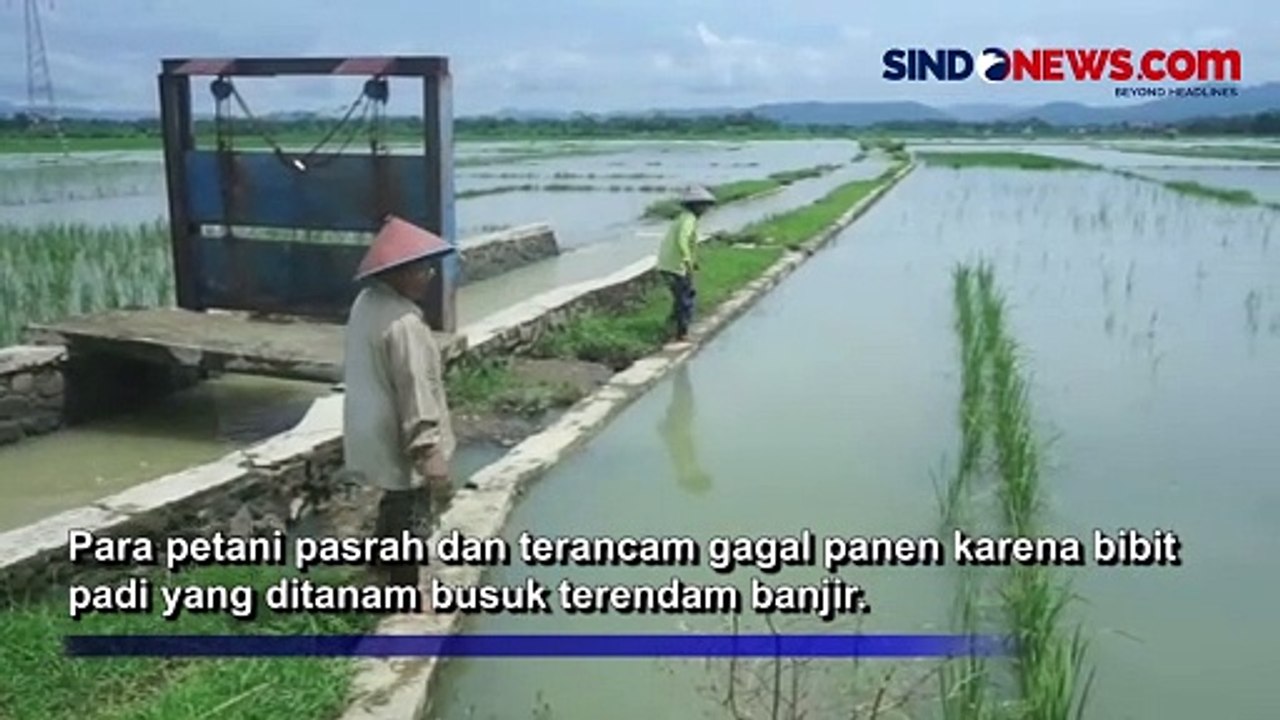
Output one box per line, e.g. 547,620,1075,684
679,185,716,205
354,215,453,281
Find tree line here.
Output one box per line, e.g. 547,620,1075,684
1,110,1277,139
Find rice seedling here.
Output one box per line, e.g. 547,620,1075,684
457,183,540,199
938,264,1019,720
1111,143,1280,163
918,152,1097,171
1160,180,1257,205
1245,289,1263,334
0,221,173,345
958,261,1095,720
943,260,1098,718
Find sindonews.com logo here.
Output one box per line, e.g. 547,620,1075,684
883,48,1242,98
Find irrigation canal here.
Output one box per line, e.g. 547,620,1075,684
430,164,1279,719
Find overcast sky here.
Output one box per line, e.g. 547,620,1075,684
0,0,1275,116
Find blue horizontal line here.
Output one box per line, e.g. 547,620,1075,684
64,634,1012,658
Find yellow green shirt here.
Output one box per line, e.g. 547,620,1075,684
656,209,697,274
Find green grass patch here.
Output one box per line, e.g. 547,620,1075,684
445,356,584,417
1160,180,1258,205
766,163,842,185
918,152,1096,171
0,565,379,720
731,165,902,248
641,162,842,220
530,242,784,367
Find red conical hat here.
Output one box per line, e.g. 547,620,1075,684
354,215,453,281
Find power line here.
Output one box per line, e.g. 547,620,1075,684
23,0,70,156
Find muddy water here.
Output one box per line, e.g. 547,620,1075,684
0,374,510,533
434,168,1280,719
0,375,325,531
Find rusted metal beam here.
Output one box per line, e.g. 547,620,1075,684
161,56,448,77
158,71,201,309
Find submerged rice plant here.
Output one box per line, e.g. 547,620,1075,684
0,221,172,345
942,261,1095,720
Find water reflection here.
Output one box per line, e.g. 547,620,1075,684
658,364,712,495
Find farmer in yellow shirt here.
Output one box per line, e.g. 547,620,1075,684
656,185,716,345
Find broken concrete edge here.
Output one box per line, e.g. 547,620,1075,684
457,223,560,286
458,222,556,252
0,345,66,375
0,345,68,445
336,161,917,720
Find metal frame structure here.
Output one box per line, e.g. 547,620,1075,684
157,56,457,331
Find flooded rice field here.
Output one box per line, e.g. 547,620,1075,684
432,166,1279,719
0,140,863,346
915,141,1280,169
3,137,1278,717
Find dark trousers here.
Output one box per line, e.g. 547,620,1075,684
374,488,431,587
662,270,696,339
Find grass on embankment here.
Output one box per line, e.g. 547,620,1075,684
641,162,842,220
0,566,377,720
1158,180,1258,205
941,262,1093,720
918,152,1096,171
534,163,905,368
1112,143,1280,163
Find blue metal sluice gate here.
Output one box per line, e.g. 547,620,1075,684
158,56,458,331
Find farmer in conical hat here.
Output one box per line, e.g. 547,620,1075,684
343,215,456,589
656,184,716,346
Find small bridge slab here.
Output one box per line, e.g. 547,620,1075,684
26,308,466,384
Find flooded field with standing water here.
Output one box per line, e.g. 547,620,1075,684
431,162,1280,719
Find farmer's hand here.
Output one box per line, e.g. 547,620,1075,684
419,450,453,508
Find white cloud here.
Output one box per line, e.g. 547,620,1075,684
840,26,871,42
1192,27,1236,44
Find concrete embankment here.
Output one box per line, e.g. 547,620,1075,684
457,223,558,284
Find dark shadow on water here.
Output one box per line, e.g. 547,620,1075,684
658,364,712,496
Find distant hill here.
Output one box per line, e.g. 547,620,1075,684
751,101,951,126
733,82,1280,127
4,82,1278,128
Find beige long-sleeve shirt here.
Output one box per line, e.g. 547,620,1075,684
342,282,455,491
